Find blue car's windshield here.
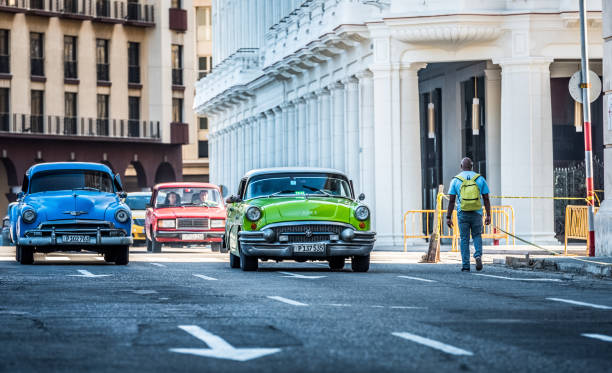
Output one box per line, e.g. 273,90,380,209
29,170,114,193
244,173,352,200
125,195,151,210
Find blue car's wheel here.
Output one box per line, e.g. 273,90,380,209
18,246,34,265
114,245,129,265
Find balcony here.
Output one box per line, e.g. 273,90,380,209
97,63,109,82
126,1,155,26
0,114,161,141
170,122,188,144
172,68,183,86
169,7,187,32
30,58,44,77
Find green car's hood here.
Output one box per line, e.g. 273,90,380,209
248,196,357,225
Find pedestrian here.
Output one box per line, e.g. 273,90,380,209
446,157,491,272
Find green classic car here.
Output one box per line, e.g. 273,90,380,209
224,168,376,272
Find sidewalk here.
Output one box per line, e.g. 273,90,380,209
504,255,612,278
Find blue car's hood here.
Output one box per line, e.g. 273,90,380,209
25,190,118,221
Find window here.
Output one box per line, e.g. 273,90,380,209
96,39,109,81
0,30,9,74
198,140,208,158
127,0,139,20
199,117,208,130
96,0,110,17
97,94,109,136
171,0,180,8
196,6,211,41
128,96,140,137
172,98,183,123
128,42,140,84
0,88,8,132
64,0,78,13
30,33,44,77
30,0,44,9
198,56,211,79
31,90,44,133
171,44,183,85
64,36,77,79
64,92,77,135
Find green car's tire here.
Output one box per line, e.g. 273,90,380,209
19,246,34,265
229,252,240,268
351,255,370,273
239,246,258,271
328,257,345,270
114,245,129,265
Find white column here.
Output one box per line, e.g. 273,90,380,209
266,110,275,167
273,107,283,166
280,103,291,166
343,76,360,186
317,88,331,168
222,129,229,190
286,102,296,166
238,121,245,180
356,71,374,202
330,82,345,171
246,117,255,172
229,125,237,193
484,66,502,196
295,98,307,166
497,58,555,242
306,93,319,167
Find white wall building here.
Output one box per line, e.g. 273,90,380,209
195,0,604,249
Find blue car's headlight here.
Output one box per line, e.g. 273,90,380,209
115,209,130,223
22,209,37,224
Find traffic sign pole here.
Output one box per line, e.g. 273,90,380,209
579,0,596,256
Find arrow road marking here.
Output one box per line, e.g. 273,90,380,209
392,332,473,356
150,263,166,267
67,270,110,278
398,275,437,283
278,271,326,279
475,274,562,282
582,333,612,342
170,325,281,362
267,296,308,306
193,274,218,281
546,297,612,310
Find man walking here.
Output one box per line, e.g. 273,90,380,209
446,157,491,272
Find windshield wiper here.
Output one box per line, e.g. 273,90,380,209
267,190,297,198
73,187,100,192
302,185,333,197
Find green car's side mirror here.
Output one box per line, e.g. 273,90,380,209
226,195,241,204
358,193,365,201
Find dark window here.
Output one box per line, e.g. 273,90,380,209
128,42,140,84
63,0,78,13
0,88,8,132
64,92,77,135
97,94,109,136
64,36,77,79
199,117,208,130
198,56,208,79
31,90,44,133
172,98,183,123
171,0,180,8
128,96,140,137
127,0,140,20
171,44,183,85
198,140,208,158
30,0,44,9
96,0,109,17
96,39,109,81
0,30,9,74
30,33,44,77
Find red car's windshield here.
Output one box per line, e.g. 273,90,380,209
155,187,221,208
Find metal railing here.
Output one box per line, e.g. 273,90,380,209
0,113,161,140
564,205,600,254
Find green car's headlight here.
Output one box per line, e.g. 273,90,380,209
354,206,370,221
246,206,262,221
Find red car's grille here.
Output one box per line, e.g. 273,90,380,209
177,218,209,229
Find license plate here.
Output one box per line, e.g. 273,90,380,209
182,233,205,241
293,243,325,253
62,235,90,244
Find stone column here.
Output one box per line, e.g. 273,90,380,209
266,110,275,167
286,101,297,166
484,65,502,196
253,114,264,169
356,71,375,204
317,88,331,168
343,76,360,188
237,121,245,180
330,82,345,171
273,107,283,166
230,125,237,193
305,93,318,166
295,98,307,166
280,103,291,166
222,129,229,190
497,58,555,242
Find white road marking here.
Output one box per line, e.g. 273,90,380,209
267,296,308,306
67,269,110,278
150,263,166,267
0,256,14,261
170,325,281,362
582,333,612,342
45,256,70,261
475,274,562,282
325,304,352,307
392,332,474,356
279,271,326,279
390,306,428,310
546,297,612,310
370,305,385,308
159,297,170,300
130,290,158,295
398,275,437,283
193,274,218,281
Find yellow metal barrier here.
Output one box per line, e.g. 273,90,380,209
564,205,599,254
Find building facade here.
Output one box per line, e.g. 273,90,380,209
195,0,604,248
0,0,196,217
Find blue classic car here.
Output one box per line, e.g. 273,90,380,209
11,162,133,264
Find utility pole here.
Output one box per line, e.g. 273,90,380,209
579,0,596,256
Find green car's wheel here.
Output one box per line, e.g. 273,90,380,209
19,246,34,265
239,246,258,271
351,255,370,273
229,252,240,268
114,245,129,265
328,257,345,270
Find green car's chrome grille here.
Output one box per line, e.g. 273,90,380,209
272,224,345,243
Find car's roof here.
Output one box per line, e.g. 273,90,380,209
127,192,152,197
26,162,113,176
243,167,348,179
154,182,219,190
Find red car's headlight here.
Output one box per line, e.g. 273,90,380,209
210,219,225,229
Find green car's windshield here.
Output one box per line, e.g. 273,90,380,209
29,170,114,193
155,187,221,208
245,174,353,200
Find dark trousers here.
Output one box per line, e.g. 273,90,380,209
457,211,483,269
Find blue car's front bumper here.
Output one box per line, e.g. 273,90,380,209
18,220,132,247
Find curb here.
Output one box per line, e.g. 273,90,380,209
505,256,612,278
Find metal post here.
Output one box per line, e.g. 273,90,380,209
579,0,595,256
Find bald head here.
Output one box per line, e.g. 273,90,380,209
461,157,473,171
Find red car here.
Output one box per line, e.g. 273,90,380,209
145,182,226,252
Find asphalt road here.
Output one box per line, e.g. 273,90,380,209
0,245,611,373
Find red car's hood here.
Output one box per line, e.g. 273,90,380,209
153,206,226,219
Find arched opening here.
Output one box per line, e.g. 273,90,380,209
0,157,18,217
155,162,176,184
123,161,147,192
101,160,115,173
